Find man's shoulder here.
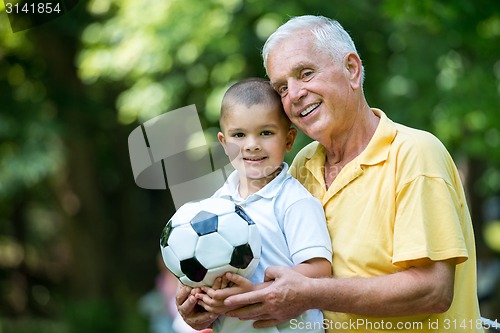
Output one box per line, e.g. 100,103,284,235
393,123,450,158
290,141,321,169
296,141,321,159
391,122,458,179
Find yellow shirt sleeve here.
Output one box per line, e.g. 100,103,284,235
393,174,468,267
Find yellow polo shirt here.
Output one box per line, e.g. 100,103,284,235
289,109,483,332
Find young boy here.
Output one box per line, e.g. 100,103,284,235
194,78,332,332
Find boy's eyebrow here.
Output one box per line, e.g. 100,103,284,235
226,123,281,132
226,127,245,132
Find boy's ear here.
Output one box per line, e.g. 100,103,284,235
217,132,228,155
286,127,297,152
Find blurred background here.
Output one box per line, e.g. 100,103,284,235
0,0,499,332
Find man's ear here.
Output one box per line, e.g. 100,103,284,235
217,132,228,155
286,127,298,152
344,52,363,90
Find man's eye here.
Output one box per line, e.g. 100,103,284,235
278,86,288,96
302,70,313,78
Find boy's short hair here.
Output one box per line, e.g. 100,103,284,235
220,78,290,130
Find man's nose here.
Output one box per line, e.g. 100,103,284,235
288,80,306,104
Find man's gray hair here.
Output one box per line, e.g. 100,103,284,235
262,15,364,82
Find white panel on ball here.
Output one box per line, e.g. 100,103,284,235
195,233,234,268
180,275,200,287
199,197,235,216
160,246,183,277
170,201,201,227
217,213,249,246
168,226,199,260
203,265,239,286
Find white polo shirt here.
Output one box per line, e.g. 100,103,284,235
212,162,332,333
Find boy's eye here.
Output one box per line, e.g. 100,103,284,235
261,130,273,136
232,132,245,138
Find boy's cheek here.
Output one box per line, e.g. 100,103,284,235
224,142,241,161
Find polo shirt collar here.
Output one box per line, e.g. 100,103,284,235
304,108,396,167
217,162,290,202
357,108,397,166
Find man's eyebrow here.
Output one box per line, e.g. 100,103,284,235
271,62,312,88
292,61,311,70
271,80,282,90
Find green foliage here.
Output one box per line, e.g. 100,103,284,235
62,298,147,333
379,0,500,195
0,317,69,333
0,17,64,200
78,0,261,127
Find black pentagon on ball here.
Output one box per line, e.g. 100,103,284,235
235,205,254,225
191,211,218,236
160,220,173,248
180,257,207,282
230,243,254,269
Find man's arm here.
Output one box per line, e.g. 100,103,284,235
316,259,455,316
221,259,455,328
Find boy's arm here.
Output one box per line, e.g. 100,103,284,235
292,257,332,278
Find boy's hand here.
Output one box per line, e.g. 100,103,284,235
176,284,218,330
194,273,255,314
210,275,232,290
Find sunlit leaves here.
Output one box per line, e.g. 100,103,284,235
254,13,282,40
78,0,254,124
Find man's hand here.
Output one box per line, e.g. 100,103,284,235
175,284,218,330
222,267,310,328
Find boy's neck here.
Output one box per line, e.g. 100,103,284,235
238,166,283,199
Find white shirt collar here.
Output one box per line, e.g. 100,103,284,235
216,162,290,203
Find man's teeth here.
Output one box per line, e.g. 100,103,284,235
301,103,320,116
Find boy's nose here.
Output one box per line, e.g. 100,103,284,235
244,137,261,151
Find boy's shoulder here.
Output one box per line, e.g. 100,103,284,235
277,170,319,204
272,171,324,226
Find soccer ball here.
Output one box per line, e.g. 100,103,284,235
159,197,261,287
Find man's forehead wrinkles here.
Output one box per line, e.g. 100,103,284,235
270,61,311,86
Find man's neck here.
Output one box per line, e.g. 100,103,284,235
323,107,380,188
